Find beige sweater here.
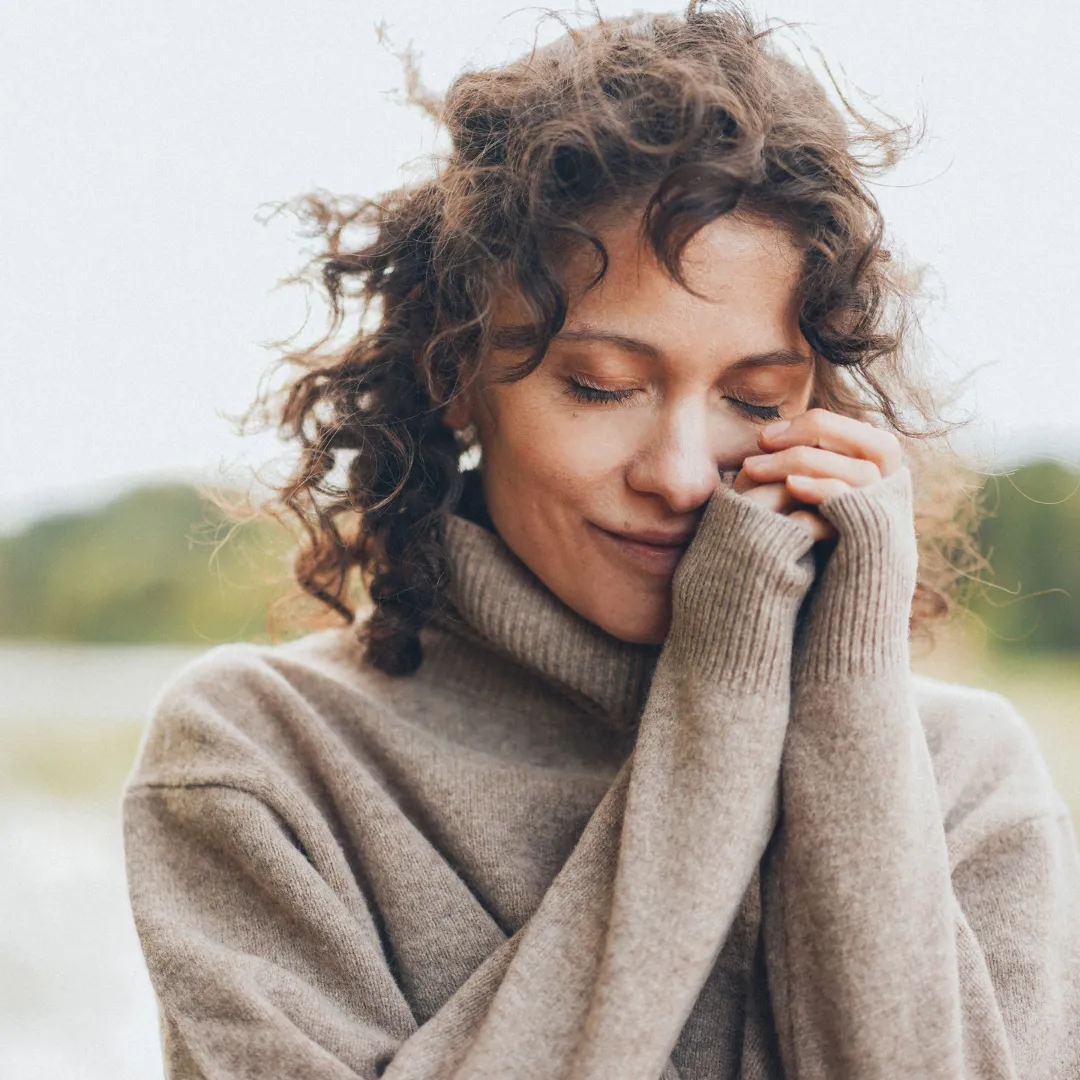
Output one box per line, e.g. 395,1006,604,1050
123,467,1080,1078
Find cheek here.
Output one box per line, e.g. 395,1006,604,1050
795,367,818,412
484,393,638,498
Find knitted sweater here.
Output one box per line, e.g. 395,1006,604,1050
122,467,1080,1078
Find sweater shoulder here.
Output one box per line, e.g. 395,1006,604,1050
123,626,400,793
122,621,622,799
911,673,1069,855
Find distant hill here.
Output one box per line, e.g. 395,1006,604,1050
0,463,1077,651
0,484,300,645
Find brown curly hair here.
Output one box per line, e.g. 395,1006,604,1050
253,2,979,675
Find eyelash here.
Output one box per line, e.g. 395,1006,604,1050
564,379,637,406
728,398,783,422
563,378,783,422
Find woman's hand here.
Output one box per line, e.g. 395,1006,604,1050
731,408,903,542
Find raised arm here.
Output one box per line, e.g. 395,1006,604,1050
754,457,1080,1078
463,476,817,1079
123,480,817,1080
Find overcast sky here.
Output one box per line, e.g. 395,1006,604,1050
3,0,1078,530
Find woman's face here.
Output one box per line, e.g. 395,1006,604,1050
452,211,815,644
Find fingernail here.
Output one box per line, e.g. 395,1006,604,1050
762,420,790,439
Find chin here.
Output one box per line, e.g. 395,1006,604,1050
588,601,672,646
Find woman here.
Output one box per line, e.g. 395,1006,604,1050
122,5,1080,1078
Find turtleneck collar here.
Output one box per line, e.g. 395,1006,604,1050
431,472,661,731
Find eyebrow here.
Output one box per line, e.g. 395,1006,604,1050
547,324,812,371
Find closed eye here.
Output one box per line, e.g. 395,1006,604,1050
727,396,783,422
564,378,783,421
563,377,638,405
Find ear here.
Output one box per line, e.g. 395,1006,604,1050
442,392,473,433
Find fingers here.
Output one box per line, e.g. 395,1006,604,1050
732,477,838,542
785,474,852,504
737,479,801,513
788,507,837,542
741,445,882,488
733,466,764,495
758,408,903,477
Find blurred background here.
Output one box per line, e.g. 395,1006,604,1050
2,1,1077,1076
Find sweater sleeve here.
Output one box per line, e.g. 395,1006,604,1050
760,465,1080,1079
123,483,818,1080
455,479,817,1080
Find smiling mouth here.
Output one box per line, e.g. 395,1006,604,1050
590,524,692,577
588,472,736,576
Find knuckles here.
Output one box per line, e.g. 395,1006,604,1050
785,444,816,470
782,409,903,476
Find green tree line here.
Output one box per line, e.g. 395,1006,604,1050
0,484,296,644
0,463,1077,650
972,461,1080,652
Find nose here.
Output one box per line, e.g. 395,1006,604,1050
624,397,721,514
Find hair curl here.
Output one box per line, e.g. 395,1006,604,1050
253,2,980,675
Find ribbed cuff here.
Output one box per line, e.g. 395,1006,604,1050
794,466,918,681
665,485,816,691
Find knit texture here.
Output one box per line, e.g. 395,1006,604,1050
123,466,1080,1078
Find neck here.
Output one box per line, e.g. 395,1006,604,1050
434,483,660,730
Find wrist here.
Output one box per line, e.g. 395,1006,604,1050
794,465,918,681
666,485,816,689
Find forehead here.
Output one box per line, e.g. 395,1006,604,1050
494,210,805,347
562,210,802,313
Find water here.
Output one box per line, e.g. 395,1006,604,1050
0,643,207,1080
0,642,206,726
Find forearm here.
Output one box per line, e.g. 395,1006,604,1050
565,646,795,1079
767,674,984,1077
763,468,1014,1078
455,484,817,1080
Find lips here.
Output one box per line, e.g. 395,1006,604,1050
590,470,740,577
590,523,694,577
605,526,697,547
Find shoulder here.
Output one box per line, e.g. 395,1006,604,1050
124,625,401,793
911,673,1070,861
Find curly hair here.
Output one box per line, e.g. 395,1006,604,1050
253,2,980,675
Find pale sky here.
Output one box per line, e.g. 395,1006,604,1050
3,0,1078,530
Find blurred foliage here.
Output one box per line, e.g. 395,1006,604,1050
972,461,1080,652
0,484,299,644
